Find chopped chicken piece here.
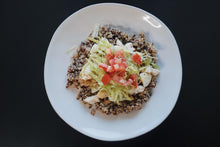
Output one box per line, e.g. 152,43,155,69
116,40,135,53
79,64,92,80
84,95,99,104
116,40,123,46
136,86,145,93
129,86,145,94
97,90,108,98
125,43,135,52
140,73,152,87
145,66,160,76
79,79,96,87
79,64,96,87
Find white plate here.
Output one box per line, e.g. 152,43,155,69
44,3,182,141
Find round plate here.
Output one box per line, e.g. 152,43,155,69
44,3,182,141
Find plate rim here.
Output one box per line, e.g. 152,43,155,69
44,2,183,141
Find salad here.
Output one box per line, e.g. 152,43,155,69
66,25,160,115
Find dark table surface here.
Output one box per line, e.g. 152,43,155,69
1,0,219,146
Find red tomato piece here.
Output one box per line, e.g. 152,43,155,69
112,75,125,84
114,58,122,64
114,49,124,58
107,66,114,73
129,74,138,88
118,71,126,77
109,72,115,78
123,79,133,86
122,57,127,62
113,64,120,71
132,53,142,64
118,63,126,71
99,63,108,72
121,62,128,68
106,54,114,63
109,59,115,66
102,73,111,85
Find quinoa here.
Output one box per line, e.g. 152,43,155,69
66,25,158,116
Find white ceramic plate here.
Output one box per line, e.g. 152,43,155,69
44,3,182,141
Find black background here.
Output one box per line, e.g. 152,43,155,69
1,0,220,146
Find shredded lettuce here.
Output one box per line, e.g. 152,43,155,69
141,52,152,66
87,37,99,44
151,63,160,70
88,37,112,50
138,51,157,73
80,62,89,76
126,60,139,75
100,84,131,104
86,59,105,85
66,45,77,54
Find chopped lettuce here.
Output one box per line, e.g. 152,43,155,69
87,59,105,85
151,63,160,70
80,62,89,75
126,61,139,75
140,52,152,66
88,37,112,51
100,84,131,104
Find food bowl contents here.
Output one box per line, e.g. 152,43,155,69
66,25,160,115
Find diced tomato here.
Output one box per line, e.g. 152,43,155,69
113,62,127,72
122,57,127,62
123,79,133,86
118,63,126,71
121,62,128,68
114,58,122,64
106,66,114,73
106,54,114,63
99,63,114,73
114,49,124,58
129,74,138,88
112,75,120,83
113,64,120,71
105,48,112,55
109,59,115,66
118,71,126,77
102,73,111,85
99,63,108,72
112,75,124,84
105,48,113,63
132,53,142,64
109,72,115,78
